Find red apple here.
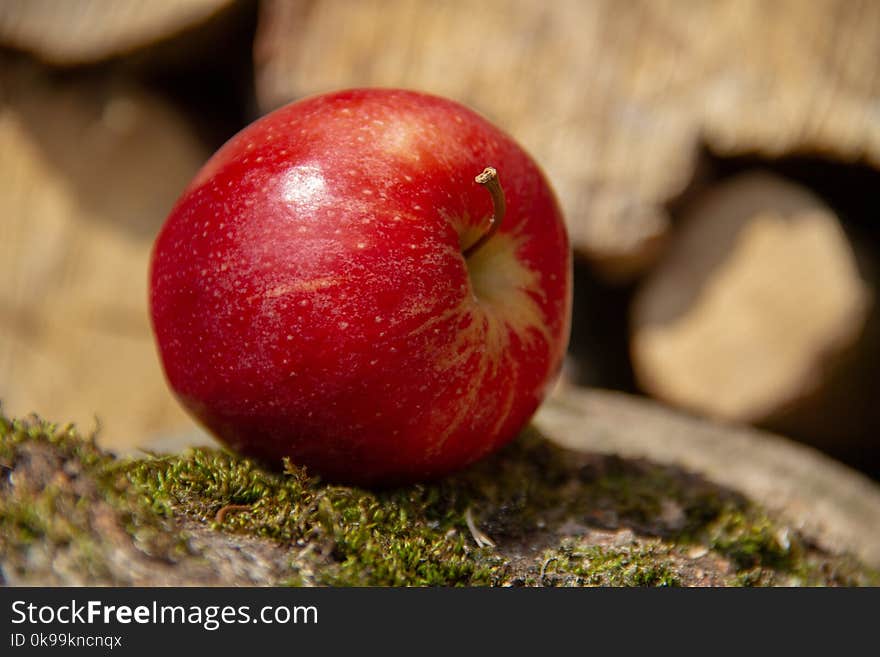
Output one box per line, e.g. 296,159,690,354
149,89,571,484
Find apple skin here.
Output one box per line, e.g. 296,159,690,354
149,89,571,484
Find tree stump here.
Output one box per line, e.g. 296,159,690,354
535,385,880,568
3,390,878,586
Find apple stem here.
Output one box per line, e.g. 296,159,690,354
463,167,506,259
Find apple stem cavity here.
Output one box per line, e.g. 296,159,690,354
463,166,506,259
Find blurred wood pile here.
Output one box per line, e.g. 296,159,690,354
0,0,232,65
0,0,878,470
256,0,880,280
631,172,874,450
0,65,208,446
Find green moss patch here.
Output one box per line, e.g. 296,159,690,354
0,415,190,584
535,539,682,587
1,413,876,586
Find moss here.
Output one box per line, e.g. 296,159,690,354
0,414,103,466
120,448,504,586
0,415,188,583
2,412,877,586
705,505,876,587
706,506,796,570
537,539,681,587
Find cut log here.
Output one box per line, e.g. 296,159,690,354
0,0,232,65
535,386,880,569
253,0,880,281
0,63,208,452
630,172,873,450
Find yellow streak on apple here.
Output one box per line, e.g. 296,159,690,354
421,227,552,458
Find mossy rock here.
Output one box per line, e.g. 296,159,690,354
1,408,876,587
